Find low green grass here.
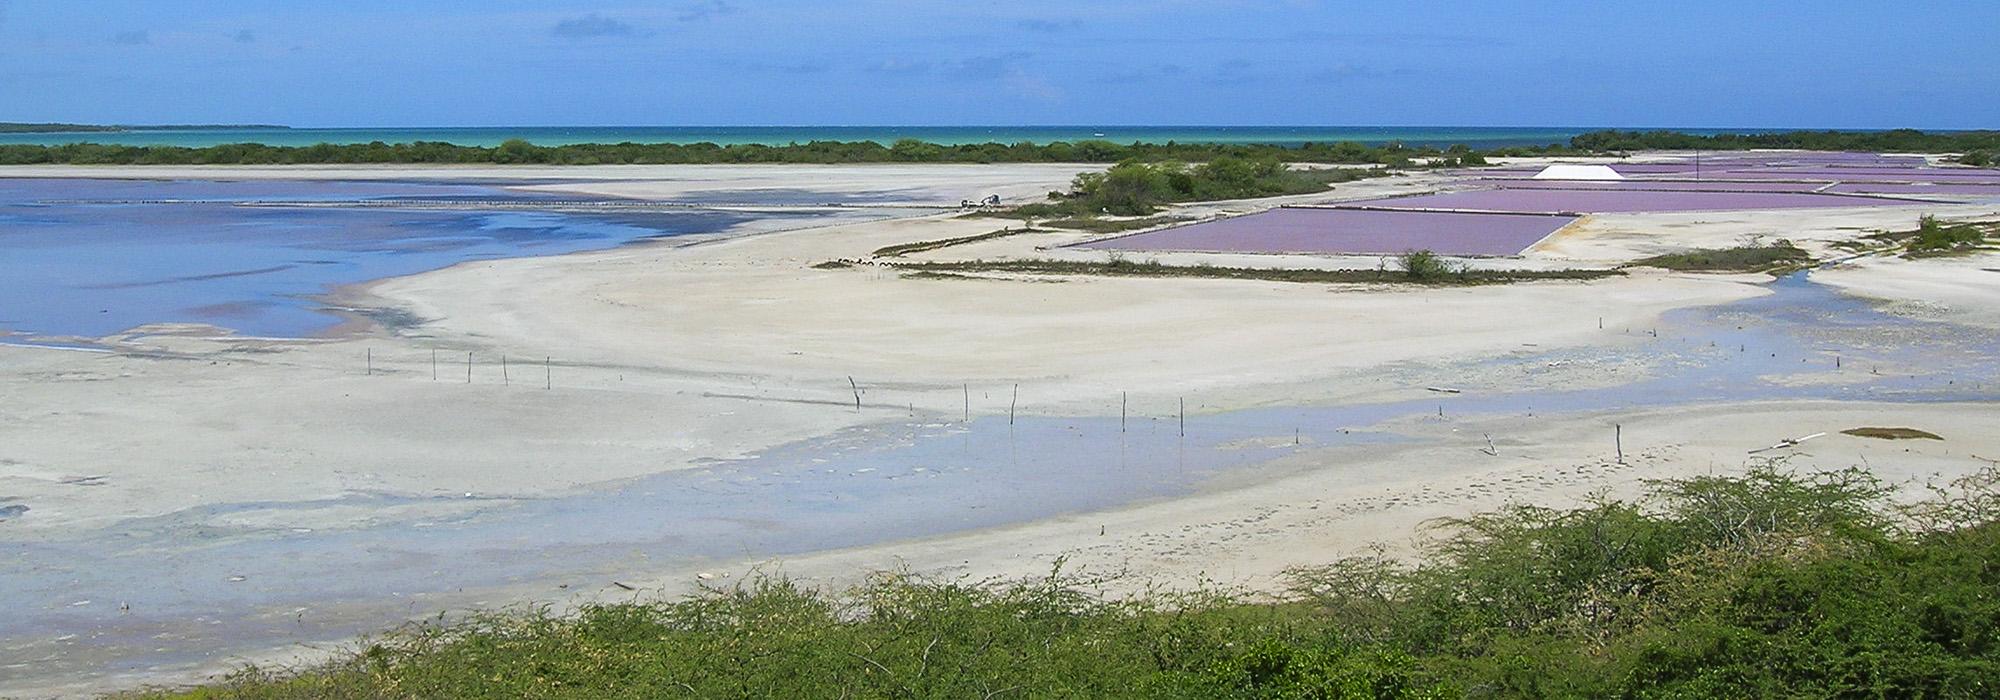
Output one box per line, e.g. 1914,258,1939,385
129,465,2000,699
1628,243,1813,272
881,257,1619,287
1038,216,1181,234
1842,427,1944,440
870,228,1045,258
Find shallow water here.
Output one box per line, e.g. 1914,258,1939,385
0,179,865,341
3,270,1998,687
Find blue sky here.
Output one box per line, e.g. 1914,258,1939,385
2,0,1996,128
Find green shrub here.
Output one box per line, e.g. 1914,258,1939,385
1396,250,1463,281
1908,215,1990,253
133,466,2000,700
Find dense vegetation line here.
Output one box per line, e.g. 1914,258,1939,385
869,228,1048,258
130,464,2000,699
0,138,1506,166
0,122,126,133
0,122,288,133
1571,128,2000,160
877,254,1619,286
4,129,1997,166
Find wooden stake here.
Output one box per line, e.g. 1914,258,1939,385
466,352,472,383
502,355,509,384
1178,397,1185,437
963,384,969,422
1121,392,1127,433
848,376,862,411
545,357,551,390
366,347,372,376
1009,384,1018,425
1615,424,1625,464
431,349,437,381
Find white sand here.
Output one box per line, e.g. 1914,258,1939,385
1814,251,2000,329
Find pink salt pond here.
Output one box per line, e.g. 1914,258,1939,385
1075,207,1576,257
1343,189,1922,214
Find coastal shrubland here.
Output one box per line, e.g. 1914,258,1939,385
1009,159,1388,217
131,465,2000,699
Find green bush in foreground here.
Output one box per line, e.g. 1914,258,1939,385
135,465,2000,699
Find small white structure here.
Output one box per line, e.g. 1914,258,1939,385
1532,164,1625,181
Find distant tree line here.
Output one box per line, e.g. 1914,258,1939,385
3,129,1996,166
0,122,126,133
0,122,289,133
1571,128,2000,155
0,138,1550,166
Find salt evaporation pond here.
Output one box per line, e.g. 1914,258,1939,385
1480,179,1822,193
1076,207,1576,256
1828,182,2000,196
1346,188,1923,213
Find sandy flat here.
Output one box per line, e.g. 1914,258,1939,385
1814,251,2000,329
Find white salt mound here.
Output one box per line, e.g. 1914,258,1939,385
1532,164,1625,180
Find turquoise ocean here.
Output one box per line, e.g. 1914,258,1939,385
0,126,1736,149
